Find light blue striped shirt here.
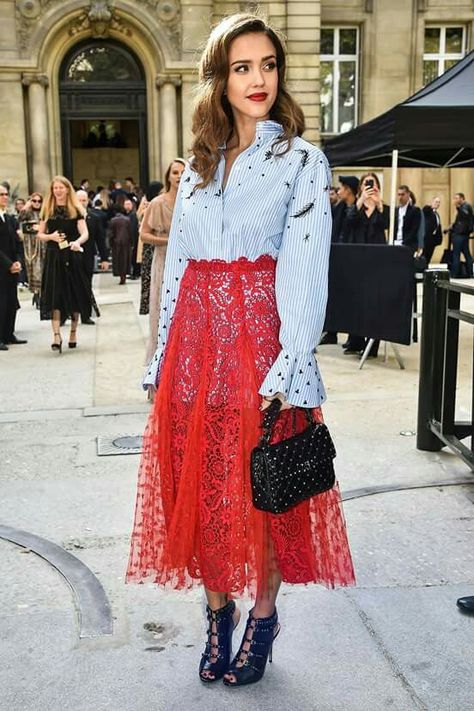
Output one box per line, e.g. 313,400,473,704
143,120,332,407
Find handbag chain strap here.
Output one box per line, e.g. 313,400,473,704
260,398,314,446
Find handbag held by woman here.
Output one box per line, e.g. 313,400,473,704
251,398,336,514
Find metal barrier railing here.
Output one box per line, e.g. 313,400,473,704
417,269,474,470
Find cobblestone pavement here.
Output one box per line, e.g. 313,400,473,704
1,274,473,711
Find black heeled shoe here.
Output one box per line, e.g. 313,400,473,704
223,608,280,687
51,332,62,353
199,600,239,683
68,321,78,349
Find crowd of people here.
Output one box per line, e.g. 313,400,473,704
319,175,474,356
0,162,187,354
1,169,473,357
1,171,473,360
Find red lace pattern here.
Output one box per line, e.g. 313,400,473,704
126,255,355,596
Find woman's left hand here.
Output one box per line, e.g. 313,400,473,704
260,393,293,412
70,240,83,252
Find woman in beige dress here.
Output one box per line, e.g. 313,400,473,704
18,192,45,308
141,159,186,365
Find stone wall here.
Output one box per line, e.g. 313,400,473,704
0,0,472,259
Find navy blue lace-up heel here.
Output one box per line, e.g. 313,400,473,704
199,600,238,683
223,608,280,687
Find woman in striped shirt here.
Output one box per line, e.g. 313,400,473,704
127,13,355,688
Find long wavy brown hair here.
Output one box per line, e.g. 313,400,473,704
191,13,305,187
41,176,85,220
164,158,186,192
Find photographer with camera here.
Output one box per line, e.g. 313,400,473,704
18,192,45,308
342,173,388,357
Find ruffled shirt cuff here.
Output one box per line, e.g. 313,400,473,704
258,349,327,408
142,346,164,389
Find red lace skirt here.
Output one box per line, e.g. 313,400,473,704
126,255,355,596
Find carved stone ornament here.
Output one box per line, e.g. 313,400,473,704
16,0,54,52
88,0,112,37
136,0,181,51
16,0,42,19
16,0,181,55
68,5,133,40
21,72,49,87
156,73,182,88
157,0,178,23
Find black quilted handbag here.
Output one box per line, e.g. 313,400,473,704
251,399,336,514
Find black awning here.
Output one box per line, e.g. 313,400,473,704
324,51,474,168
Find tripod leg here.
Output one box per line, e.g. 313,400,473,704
358,338,374,370
390,343,405,370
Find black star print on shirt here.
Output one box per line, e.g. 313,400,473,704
296,149,309,168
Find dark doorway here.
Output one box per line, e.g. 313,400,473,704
59,40,148,189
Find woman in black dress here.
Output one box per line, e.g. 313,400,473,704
344,172,389,357
137,181,163,314
38,176,91,352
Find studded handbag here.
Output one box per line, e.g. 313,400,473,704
251,398,336,514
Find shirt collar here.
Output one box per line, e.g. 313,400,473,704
218,120,283,151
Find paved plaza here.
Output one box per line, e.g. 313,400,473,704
0,273,473,711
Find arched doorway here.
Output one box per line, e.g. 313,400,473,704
59,40,148,189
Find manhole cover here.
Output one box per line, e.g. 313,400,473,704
113,435,143,450
97,435,143,456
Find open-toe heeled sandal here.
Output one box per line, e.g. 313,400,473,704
199,600,240,683
223,608,280,687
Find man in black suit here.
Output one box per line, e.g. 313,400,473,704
422,196,443,265
76,189,109,324
0,185,27,350
449,192,474,278
394,185,421,253
320,175,360,347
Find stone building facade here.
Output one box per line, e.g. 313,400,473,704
0,0,473,244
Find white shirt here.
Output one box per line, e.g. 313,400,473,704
0,209,6,222
143,120,333,408
395,203,408,245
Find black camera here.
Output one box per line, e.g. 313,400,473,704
22,220,38,233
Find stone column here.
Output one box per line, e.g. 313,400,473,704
181,73,196,158
156,75,181,175
22,73,51,192
286,1,321,143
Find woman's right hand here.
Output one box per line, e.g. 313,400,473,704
49,230,64,243
361,186,375,203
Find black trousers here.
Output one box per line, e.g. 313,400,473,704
0,282,18,342
83,241,95,285
451,234,473,278
422,236,438,266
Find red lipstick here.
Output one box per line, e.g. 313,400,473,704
248,93,268,102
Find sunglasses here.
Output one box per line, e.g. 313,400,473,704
31,199,42,203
